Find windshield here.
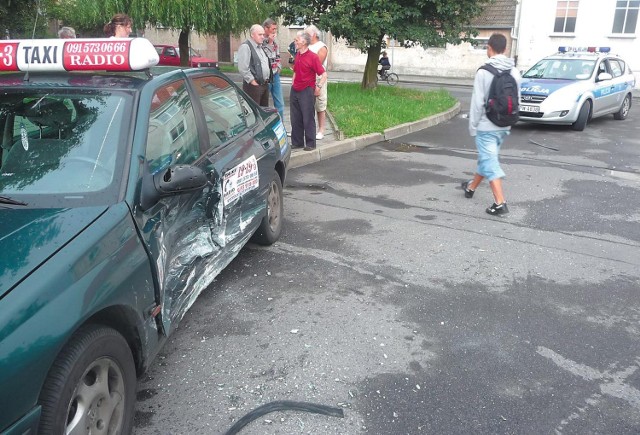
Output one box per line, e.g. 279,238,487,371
0,90,133,207
523,59,596,80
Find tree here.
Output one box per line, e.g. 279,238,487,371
276,0,491,89
0,0,51,38
49,0,272,65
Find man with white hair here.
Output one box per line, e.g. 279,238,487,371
237,24,271,107
304,25,328,140
58,26,76,39
290,31,327,151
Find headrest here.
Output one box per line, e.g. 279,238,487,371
23,99,72,129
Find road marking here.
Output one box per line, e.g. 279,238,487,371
537,346,640,433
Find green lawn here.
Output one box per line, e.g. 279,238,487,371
327,83,456,138
215,66,456,138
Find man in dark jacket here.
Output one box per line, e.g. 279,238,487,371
237,24,271,106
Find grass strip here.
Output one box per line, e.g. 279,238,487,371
327,83,456,137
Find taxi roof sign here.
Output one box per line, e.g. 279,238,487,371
0,38,159,73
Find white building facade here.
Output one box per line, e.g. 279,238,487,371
326,0,640,88
516,0,639,88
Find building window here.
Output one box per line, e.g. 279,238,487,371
612,0,639,34
554,1,579,33
472,37,489,50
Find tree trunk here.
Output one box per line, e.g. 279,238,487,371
179,29,190,67
361,41,383,89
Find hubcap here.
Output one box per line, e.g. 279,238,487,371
66,357,126,435
267,180,281,232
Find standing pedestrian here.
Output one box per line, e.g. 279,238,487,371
237,24,271,107
262,18,284,121
104,13,132,38
463,33,521,216
290,31,327,151
58,26,76,39
304,25,328,140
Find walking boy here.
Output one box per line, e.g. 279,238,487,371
463,33,521,216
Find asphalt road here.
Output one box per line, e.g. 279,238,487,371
134,90,640,434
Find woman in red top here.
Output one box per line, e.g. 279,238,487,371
290,32,327,151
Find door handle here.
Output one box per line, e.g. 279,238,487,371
260,139,273,150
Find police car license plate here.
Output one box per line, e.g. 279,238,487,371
520,105,540,113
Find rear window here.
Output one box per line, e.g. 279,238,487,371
0,90,133,207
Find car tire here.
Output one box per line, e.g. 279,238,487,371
571,101,591,131
252,172,283,245
613,94,631,120
38,325,136,435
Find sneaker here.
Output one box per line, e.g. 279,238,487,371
486,202,509,216
316,132,324,140
303,146,315,151
461,180,475,198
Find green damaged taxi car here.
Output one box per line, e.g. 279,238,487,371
0,37,289,434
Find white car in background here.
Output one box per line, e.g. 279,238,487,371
519,47,635,131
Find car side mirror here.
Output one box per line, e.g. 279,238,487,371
597,72,613,82
139,164,209,211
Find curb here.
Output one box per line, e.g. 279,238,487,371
289,101,462,169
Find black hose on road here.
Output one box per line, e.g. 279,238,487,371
224,400,345,435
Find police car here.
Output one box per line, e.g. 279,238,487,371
519,47,635,131
0,38,289,434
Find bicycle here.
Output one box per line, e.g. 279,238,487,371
378,68,399,86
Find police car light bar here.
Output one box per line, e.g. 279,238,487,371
558,46,611,53
0,38,159,72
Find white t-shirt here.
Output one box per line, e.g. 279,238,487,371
308,41,327,69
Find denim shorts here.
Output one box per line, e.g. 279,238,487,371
475,130,509,181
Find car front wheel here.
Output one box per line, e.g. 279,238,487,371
38,325,136,435
613,94,631,120
571,100,591,131
252,172,283,245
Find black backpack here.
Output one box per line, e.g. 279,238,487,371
479,64,519,127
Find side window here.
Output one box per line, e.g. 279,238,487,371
237,93,257,127
166,47,177,57
609,60,623,78
146,79,201,173
192,75,249,148
597,61,608,76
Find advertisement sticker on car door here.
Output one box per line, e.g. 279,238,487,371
223,155,259,206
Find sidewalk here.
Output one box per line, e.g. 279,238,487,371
275,71,467,169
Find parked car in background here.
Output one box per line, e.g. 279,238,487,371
155,44,219,68
519,47,635,131
0,37,288,435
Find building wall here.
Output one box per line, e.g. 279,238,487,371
328,30,514,79
515,0,639,87
144,26,220,60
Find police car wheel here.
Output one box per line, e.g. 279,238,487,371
571,101,591,131
38,325,136,435
251,172,283,245
613,94,631,120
